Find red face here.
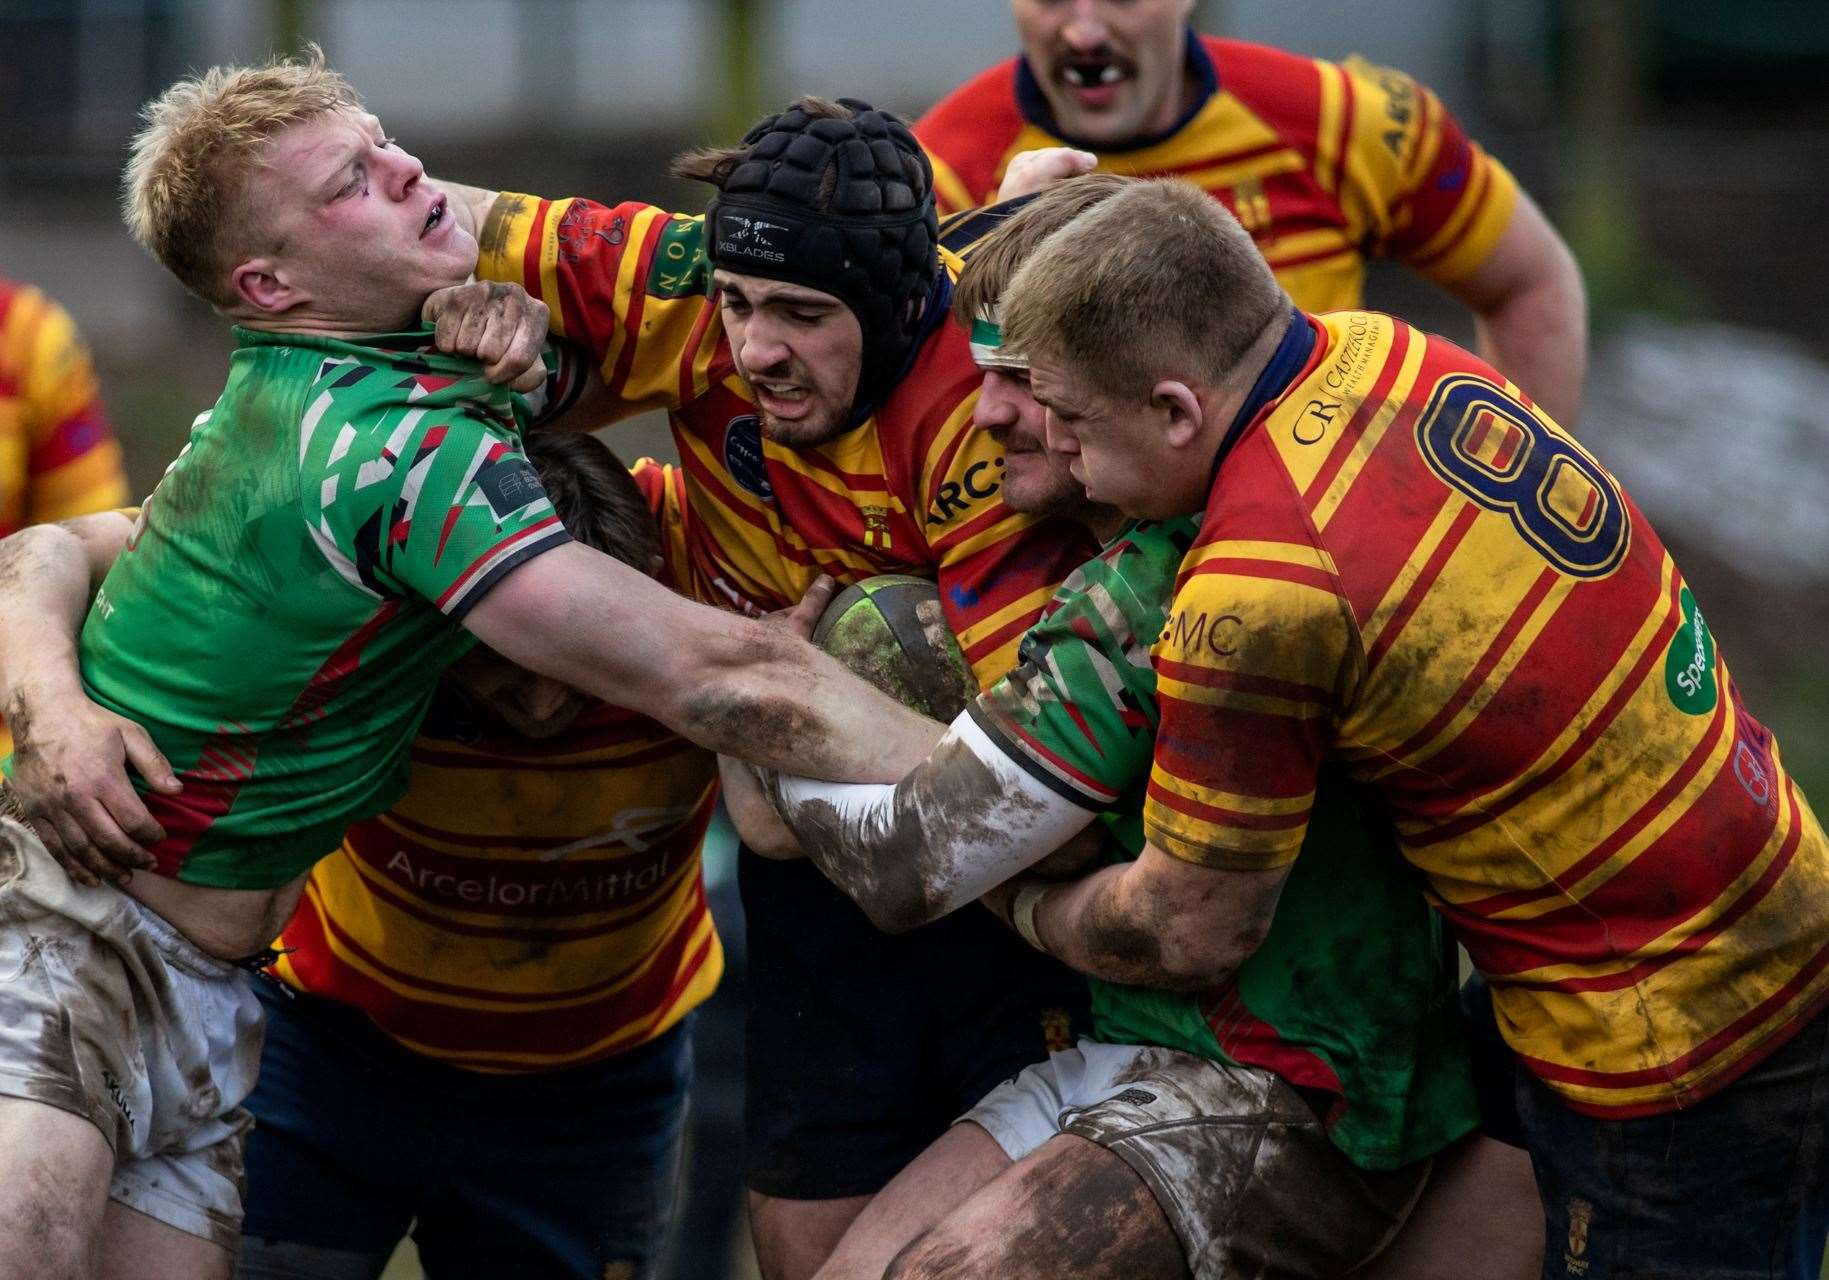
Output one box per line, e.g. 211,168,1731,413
1028,351,1206,520
972,364,1089,518
246,110,476,330
714,270,864,448
1012,0,1197,146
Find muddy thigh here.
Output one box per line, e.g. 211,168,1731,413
885,1134,1190,1280
0,1096,116,1280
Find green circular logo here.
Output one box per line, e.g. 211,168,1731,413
1664,587,1717,715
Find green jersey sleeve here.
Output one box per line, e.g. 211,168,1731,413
967,519,1196,809
301,362,570,621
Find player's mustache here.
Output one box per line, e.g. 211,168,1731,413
986,425,1045,454
745,359,808,386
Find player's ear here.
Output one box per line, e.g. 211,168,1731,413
1153,379,1203,448
230,256,305,315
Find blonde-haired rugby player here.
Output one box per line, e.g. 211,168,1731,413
0,50,944,1280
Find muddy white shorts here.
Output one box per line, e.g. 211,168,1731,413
962,1040,1431,1280
0,819,263,1250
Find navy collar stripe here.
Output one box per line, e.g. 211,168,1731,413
1210,307,1314,482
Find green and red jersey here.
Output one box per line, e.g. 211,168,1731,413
75,328,569,890
273,462,723,1072
971,517,1477,1170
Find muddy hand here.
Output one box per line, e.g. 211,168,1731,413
717,755,805,861
7,689,177,887
423,280,550,391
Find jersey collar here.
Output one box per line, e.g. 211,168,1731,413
1014,27,1218,155
1208,307,1315,483
233,324,436,356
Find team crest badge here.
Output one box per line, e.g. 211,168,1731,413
861,505,893,549
1563,1197,1593,1275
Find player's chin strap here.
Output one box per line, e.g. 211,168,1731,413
707,191,944,428
767,708,1095,919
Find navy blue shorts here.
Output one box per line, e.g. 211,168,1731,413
1481,975,1829,1280
236,978,691,1280
739,850,1090,1200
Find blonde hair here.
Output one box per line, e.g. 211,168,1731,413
123,44,362,306
950,171,1135,333
998,178,1287,403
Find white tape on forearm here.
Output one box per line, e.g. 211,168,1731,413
1010,882,1051,953
772,708,1095,915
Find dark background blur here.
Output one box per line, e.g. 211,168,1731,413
4,2,1828,1275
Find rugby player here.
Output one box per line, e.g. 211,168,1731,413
0,54,947,1280
435,99,1099,1278
737,175,1538,1280
0,277,128,755
916,0,1587,426
950,177,1829,1278
5,437,716,1280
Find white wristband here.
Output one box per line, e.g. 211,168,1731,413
1011,883,1051,953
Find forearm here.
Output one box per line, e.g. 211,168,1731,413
469,544,943,781
684,623,943,782
763,710,1095,932
0,523,106,717
1473,270,1587,428
1005,853,1288,990
1016,866,1218,989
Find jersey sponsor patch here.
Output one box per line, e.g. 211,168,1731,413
722,415,774,500
475,455,548,520
647,217,709,299
1664,587,1717,715
926,456,1003,526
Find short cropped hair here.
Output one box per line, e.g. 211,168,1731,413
123,45,362,307
998,179,1287,403
951,172,1136,333
524,433,660,573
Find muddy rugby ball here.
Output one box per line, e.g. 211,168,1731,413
811,575,977,721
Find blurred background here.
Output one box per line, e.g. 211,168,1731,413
4,1,1828,1275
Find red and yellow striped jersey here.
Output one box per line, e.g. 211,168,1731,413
0,279,127,537
272,461,722,1072
1145,310,1829,1117
0,279,129,755
917,36,1519,311
475,194,1094,683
